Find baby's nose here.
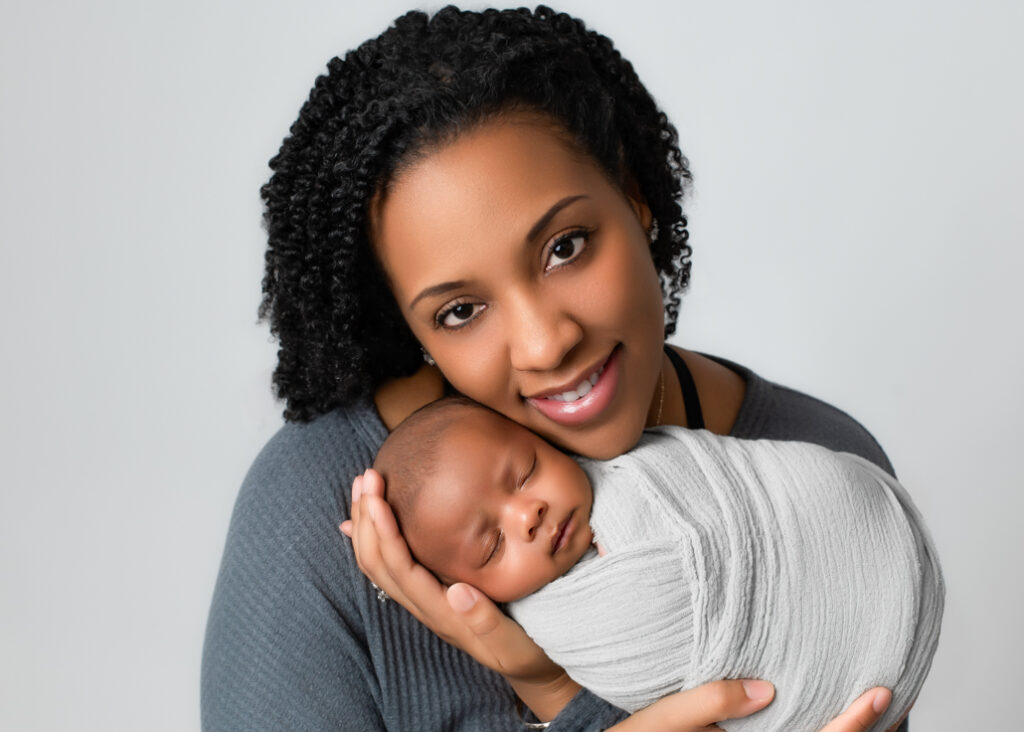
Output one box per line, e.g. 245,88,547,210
516,499,547,540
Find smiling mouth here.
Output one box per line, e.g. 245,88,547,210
542,364,606,402
525,346,621,427
526,349,613,403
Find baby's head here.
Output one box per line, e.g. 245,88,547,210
374,397,595,602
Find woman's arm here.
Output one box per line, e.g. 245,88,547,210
202,419,386,730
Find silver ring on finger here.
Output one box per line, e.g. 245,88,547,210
370,581,389,603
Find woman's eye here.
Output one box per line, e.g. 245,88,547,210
436,301,485,329
545,230,589,270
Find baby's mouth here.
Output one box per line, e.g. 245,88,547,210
551,514,573,555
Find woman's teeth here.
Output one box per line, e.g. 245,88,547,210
547,366,604,402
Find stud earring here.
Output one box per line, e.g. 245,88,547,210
421,348,436,366
648,219,660,242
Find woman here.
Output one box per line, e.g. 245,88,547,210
202,6,907,730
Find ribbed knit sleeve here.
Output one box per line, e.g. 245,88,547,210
201,408,386,730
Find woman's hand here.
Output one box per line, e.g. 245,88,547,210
607,683,894,732
339,468,579,720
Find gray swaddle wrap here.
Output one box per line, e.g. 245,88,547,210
507,427,944,731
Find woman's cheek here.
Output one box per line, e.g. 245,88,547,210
444,320,514,406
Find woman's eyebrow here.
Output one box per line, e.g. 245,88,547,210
409,279,467,309
526,195,589,242
408,195,589,310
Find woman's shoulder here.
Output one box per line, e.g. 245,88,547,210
202,403,390,728
705,353,896,476
216,403,385,589
238,401,386,524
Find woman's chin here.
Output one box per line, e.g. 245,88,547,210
542,415,647,460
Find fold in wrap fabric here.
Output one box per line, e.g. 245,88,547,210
508,427,944,732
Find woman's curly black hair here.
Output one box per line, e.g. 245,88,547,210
260,5,694,421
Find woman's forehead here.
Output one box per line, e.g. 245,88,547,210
370,117,614,290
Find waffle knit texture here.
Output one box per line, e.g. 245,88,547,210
509,428,943,731
201,355,910,731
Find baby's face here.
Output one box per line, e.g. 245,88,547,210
405,409,594,603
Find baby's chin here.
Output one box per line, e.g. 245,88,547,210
478,577,553,604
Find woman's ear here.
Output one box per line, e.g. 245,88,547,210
628,195,653,235
617,145,653,234
620,170,653,234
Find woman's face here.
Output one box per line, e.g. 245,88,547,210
371,114,666,459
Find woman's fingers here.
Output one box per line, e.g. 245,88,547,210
606,679,774,732
350,493,389,582
368,494,449,613
819,687,891,732
445,583,557,679
339,468,561,683
346,470,388,572
362,499,559,681
343,469,454,627
691,679,774,726
359,468,385,499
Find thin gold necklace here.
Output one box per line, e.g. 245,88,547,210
653,363,665,426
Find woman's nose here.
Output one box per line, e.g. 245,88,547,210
506,290,583,372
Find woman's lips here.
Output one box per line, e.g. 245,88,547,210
527,347,620,427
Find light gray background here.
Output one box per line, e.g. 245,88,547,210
1,1,1020,729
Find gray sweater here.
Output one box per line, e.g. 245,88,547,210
201,356,904,731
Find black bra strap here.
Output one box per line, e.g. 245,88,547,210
664,345,705,430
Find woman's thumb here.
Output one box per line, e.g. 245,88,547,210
446,583,505,638
446,583,482,614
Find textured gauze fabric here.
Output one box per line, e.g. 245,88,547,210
508,427,944,732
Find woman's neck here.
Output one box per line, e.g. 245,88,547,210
374,363,446,430
659,347,746,436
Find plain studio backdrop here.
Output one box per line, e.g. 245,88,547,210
1,1,1020,729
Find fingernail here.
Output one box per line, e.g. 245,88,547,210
872,688,892,714
352,476,363,503
742,680,774,702
446,584,479,613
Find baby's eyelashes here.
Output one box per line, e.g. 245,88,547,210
484,530,504,564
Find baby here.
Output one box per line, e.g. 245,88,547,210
373,396,944,732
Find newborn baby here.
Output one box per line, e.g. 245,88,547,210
373,397,944,732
